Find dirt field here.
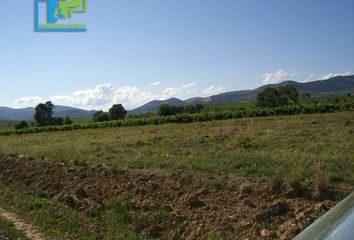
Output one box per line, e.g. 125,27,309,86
0,154,352,239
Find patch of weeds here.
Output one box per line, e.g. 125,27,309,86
208,231,226,240
234,137,255,149
313,159,330,199
287,176,310,198
198,136,208,144
29,198,53,210
271,173,286,194
207,178,223,190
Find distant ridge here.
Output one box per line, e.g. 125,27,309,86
129,98,185,115
0,105,95,121
131,75,354,114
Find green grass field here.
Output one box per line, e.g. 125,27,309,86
0,112,353,185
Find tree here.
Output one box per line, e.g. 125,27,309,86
52,117,64,126
257,85,299,108
64,116,73,125
158,104,182,116
109,104,127,120
257,91,266,107
261,87,287,108
15,121,29,130
303,93,311,98
183,104,205,114
34,101,54,126
93,110,111,122
279,85,299,104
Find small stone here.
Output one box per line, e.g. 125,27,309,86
55,193,78,208
75,187,89,199
185,194,205,208
254,210,271,222
239,181,253,195
314,201,332,212
270,200,290,216
242,198,256,208
261,229,272,238
239,220,253,229
278,220,301,240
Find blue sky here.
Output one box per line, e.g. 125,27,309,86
1,0,354,110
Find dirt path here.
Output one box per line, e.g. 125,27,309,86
0,206,49,240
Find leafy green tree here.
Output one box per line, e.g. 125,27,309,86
257,85,299,108
257,91,266,107
64,116,73,125
279,85,299,104
158,104,182,116
51,117,64,126
109,104,127,120
93,110,111,122
183,104,205,114
15,121,29,130
34,101,54,126
261,87,287,107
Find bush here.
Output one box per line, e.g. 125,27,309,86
64,116,73,125
93,110,111,122
15,121,29,130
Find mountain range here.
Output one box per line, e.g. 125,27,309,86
0,105,95,121
1,75,354,120
130,75,354,114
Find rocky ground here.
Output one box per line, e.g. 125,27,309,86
0,154,352,239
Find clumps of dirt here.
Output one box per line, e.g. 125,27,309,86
344,120,353,126
0,154,352,240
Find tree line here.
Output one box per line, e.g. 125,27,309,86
15,102,73,130
157,104,204,116
5,100,354,136
15,102,128,129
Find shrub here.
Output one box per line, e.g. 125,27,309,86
93,110,111,122
64,116,73,125
15,121,29,130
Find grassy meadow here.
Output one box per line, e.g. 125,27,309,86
0,111,353,185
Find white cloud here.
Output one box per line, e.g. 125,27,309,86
302,71,353,82
52,84,157,110
319,71,353,80
14,84,157,110
148,81,161,86
262,70,293,84
161,82,197,99
14,96,44,106
14,82,200,110
202,85,224,96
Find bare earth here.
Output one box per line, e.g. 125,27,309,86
0,154,352,239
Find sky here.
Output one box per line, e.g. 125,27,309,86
0,0,354,110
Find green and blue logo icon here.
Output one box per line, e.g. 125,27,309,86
35,0,88,32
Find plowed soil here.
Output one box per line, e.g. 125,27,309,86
0,154,352,239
